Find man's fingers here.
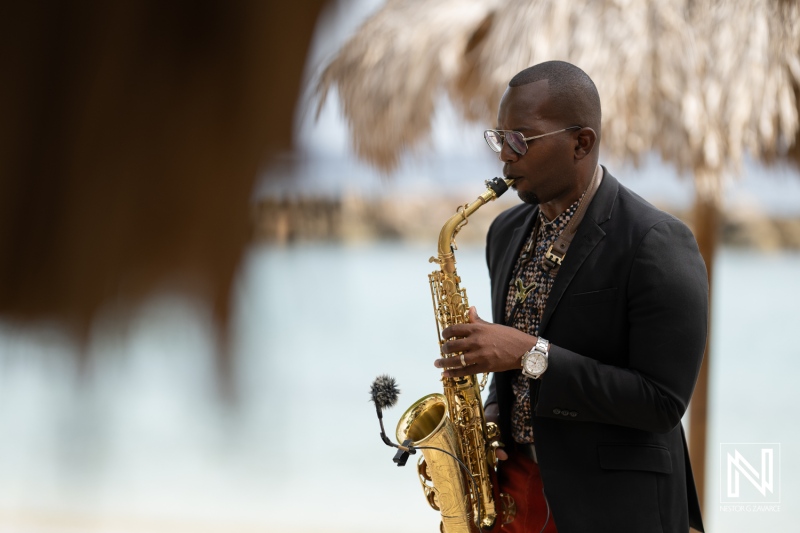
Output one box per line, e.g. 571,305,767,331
440,323,472,340
496,448,509,461
439,358,486,378
468,306,486,324
434,356,459,369
440,337,474,355
441,367,475,378
435,351,477,370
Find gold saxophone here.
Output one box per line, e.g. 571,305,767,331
396,177,515,533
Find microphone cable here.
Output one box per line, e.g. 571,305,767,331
539,482,551,533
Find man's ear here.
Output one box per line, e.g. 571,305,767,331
573,127,597,160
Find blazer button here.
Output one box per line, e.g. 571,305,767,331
569,411,578,417
561,411,569,416
553,408,561,415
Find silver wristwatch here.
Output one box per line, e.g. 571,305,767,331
521,337,550,379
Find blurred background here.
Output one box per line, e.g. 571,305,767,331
1,0,799,532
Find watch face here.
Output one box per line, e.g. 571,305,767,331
524,353,546,375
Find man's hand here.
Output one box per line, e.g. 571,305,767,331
433,306,537,378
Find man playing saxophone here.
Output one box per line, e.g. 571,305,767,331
434,61,708,533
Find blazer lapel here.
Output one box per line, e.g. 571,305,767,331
539,169,619,333
493,207,538,325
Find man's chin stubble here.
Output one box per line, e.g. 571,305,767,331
518,190,540,205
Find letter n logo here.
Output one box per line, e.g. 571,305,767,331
720,443,781,503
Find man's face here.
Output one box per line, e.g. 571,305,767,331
496,80,577,206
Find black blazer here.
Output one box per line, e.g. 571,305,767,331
486,169,708,532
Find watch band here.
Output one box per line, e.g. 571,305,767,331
533,337,549,355
521,337,550,379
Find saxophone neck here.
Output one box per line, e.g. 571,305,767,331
436,178,515,270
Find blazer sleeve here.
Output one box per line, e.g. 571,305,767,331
533,218,709,433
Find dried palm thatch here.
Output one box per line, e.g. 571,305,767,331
0,1,325,336
316,0,497,170
317,0,800,202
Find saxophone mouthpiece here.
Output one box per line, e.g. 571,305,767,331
370,375,400,410
485,177,511,197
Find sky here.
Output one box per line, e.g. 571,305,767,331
263,0,800,217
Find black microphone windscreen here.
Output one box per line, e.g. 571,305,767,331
370,375,400,410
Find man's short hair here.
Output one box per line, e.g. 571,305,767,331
509,61,601,139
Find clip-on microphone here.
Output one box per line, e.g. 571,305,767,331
370,375,416,466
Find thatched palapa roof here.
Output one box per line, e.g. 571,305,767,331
317,0,800,201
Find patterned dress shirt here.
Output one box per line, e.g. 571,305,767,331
505,198,581,443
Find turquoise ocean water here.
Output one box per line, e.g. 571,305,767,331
0,243,798,532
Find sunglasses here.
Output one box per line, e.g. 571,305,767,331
484,126,582,156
